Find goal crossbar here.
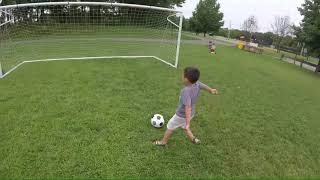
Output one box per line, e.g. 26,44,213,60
0,2,182,13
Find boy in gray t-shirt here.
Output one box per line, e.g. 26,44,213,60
153,67,218,146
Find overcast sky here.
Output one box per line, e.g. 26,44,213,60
176,0,305,32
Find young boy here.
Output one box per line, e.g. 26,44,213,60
153,67,218,146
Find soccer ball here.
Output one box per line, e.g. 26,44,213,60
151,114,165,128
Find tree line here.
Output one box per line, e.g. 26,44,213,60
0,0,186,29
184,0,319,62
183,0,224,37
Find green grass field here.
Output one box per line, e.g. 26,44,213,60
187,33,319,65
0,42,319,178
0,29,196,71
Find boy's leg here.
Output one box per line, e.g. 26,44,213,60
160,114,184,144
184,128,200,144
160,129,173,144
154,114,180,145
183,128,195,141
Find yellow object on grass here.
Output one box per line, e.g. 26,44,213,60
238,42,244,49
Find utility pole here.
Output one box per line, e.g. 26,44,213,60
300,43,305,56
228,20,231,39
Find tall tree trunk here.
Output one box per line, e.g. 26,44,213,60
277,38,282,53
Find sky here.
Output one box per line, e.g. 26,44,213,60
176,0,305,32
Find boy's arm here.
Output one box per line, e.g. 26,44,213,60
199,81,218,94
185,105,192,130
181,89,192,130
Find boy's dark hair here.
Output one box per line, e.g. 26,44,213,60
184,67,200,84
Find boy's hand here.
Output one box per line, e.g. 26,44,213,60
210,88,218,95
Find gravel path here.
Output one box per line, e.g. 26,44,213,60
282,57,318,72
182,34,237,46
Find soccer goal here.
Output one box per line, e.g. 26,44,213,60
0,2,183,78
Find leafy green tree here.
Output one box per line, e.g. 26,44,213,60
182,17,191,31
217,28,228,37
295,0,320,62
190,0,224,37
189,16,201,35
254,32,274,46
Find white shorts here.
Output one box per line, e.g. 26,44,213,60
167,114,193,130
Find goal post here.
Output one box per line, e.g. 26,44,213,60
175,13,183,68
0,2,183,78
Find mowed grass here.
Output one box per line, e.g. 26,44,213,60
0,44,320,178
1,27,196,71
7,26,196,41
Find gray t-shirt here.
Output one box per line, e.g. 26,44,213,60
176,81,210,118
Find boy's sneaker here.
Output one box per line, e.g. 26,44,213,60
192,137,201,144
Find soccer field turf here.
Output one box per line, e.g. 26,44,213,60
0,30,197,72
0,44,319,178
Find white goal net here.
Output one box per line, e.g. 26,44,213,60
0,2,183,78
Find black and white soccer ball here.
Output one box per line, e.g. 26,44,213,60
151,114,165,128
